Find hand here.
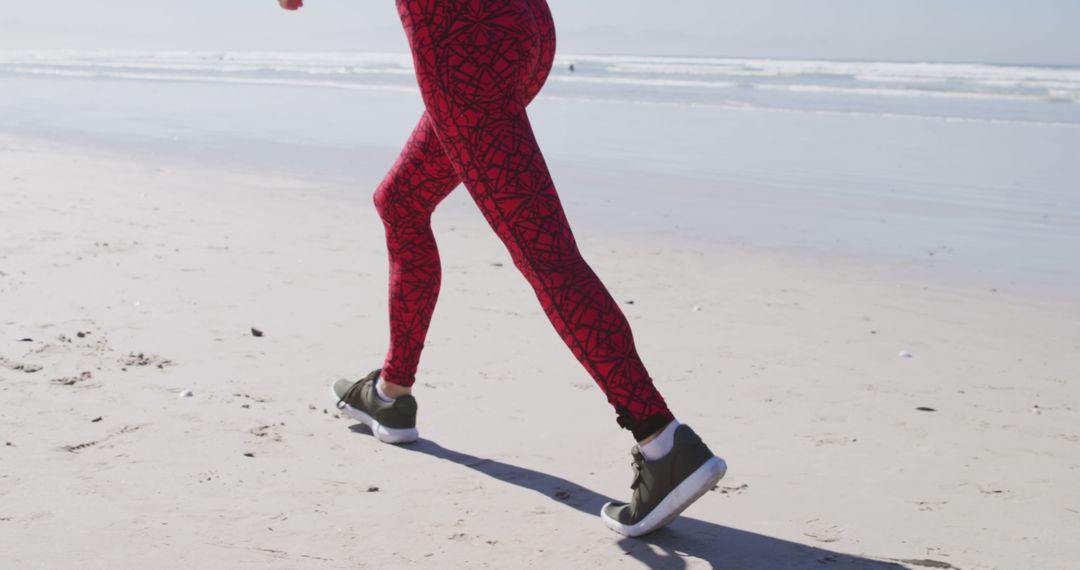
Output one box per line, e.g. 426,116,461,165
278,0,303,10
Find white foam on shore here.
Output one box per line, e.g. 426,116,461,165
3,50,1078,121
750,82,1064,103
3,65,419,93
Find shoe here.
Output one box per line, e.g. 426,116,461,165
331,369,418,444
601,424,726,537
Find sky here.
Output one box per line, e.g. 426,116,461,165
2,0,1078,65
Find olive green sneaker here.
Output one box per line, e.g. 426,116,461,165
601,424,726,537
331,369,418,444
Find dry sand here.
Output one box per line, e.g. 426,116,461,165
1,134,1078,569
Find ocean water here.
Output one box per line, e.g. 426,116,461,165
2,51,1078,289
2,50,1079,125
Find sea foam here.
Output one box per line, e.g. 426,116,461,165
2,50,1078,124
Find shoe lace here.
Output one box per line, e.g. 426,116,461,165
337,381,363,409
337,370,379,409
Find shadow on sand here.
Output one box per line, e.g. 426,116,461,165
348,426,912,569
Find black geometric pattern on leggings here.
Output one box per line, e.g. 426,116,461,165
376,0,673,431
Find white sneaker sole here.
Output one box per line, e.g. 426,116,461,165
329,384,419,445
601,455,727,537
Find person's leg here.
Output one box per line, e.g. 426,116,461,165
375,0,554,394
397,0,672,440
373,112,460,389
333,113,453,443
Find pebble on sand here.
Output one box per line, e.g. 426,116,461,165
179,390,194,398
251,327,264,337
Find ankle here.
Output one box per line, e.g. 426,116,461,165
377,377,412,399
638,419,681,461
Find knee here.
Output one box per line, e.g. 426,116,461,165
373,183,393,223
374,183,430,231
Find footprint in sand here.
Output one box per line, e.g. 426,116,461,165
120,352,175,369
0,357,43,373
58,424,144,454
803,520,843,543
51,371,94,386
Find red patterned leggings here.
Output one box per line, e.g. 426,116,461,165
376,0,673,439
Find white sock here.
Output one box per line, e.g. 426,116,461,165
375,381,396,403
639,419,681,461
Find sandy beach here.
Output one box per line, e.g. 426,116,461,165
1,130,1078,569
